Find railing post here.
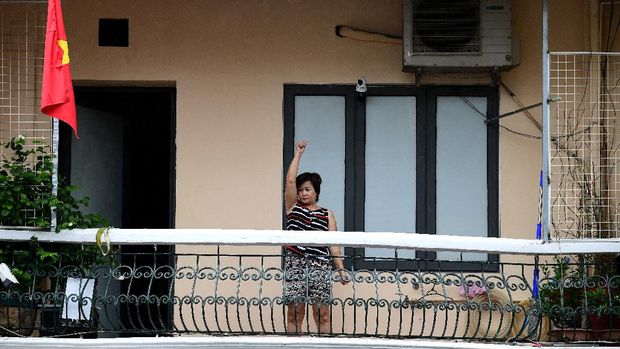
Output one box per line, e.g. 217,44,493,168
541,0,552,242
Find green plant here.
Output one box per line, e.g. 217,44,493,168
0,135,106,230
0,136,109,293
586,288,605,317
540,256,583,327
1,136,51,227
0,239,59,293
585,288,620,318
539,254,620,331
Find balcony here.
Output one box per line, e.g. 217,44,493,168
0,229,618,346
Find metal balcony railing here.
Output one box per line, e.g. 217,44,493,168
0,229,618,343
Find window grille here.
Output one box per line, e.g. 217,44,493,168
0,1,51,228
550,52,620,239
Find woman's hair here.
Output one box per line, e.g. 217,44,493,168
296,172,322,201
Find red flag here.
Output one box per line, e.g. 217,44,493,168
41,0,78,138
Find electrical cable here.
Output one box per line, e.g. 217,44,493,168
460,97,542,140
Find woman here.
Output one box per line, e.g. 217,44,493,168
284,140,349,334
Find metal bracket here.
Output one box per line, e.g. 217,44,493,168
485,96,562,124
415,68,423,86
491,67,500,86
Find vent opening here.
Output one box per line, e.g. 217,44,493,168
413,0,480,53
99,18,129,47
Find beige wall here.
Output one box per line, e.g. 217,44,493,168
58,0,591,335
59,3,590,328
0,0,595,337
61,0,590,238
64,0,406,230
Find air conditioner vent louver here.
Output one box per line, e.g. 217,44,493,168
413,0,480,53
403,0,518,71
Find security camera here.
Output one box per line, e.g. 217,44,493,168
355,77,367,94
0,263,19,289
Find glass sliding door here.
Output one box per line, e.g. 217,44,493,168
435,97,488,261
284,85,498,271
294,96,346,227
364,96,416,260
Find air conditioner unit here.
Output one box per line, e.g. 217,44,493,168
403,0,518,72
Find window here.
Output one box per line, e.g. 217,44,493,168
283,85,499,271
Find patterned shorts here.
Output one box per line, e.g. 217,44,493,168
283,250,332,305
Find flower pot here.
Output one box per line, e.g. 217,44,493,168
549,327,599,341
589,314,611,330
0,295,39,336
589,313,620,330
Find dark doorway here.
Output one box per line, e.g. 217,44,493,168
59,86,176,335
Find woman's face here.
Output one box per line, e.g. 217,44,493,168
297,181,317,205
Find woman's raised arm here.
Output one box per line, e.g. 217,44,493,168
284,141,307,213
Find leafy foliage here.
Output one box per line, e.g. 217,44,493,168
540,256,583,327
0,136,106,229
540,255,620,328
585,288,620,318
0,136,109,292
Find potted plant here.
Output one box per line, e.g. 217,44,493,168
540,254,620,341
540,256,582,329
0,135,109,335
0,238,60,335
585,288,620,331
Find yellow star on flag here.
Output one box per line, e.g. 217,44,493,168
57,39,70,65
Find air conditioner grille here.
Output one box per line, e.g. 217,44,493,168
412,0,481,53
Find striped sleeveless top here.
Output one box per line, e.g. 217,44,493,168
286,203,330,258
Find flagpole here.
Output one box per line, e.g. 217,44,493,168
51,118,59,232
43,0,77,232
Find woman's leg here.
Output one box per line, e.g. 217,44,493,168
308,257,332,334
286,303,306,333
312,303,331,334
284,250,308,334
